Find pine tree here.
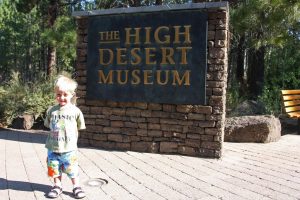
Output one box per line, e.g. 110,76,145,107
230,0,300,98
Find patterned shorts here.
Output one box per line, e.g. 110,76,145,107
47,150,79,178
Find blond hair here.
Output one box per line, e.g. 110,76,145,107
54,75,78,104
54,75,78,94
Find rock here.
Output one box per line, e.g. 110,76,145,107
225,115,281,143
11,114,34,130
160,142,178,153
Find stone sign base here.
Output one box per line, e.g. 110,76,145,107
74,2,229,158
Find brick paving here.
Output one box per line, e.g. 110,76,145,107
0,129,300,200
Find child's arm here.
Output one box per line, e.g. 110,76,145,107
77,110,86,130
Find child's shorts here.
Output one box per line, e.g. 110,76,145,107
47,150,79,179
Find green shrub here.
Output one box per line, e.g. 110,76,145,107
0,72,55,126
258,86,282,116
226,81,247,112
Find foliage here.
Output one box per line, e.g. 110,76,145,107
0,72,55,126
231,0,300,49
226,81,244,110
228,0,300,114
0,0,41,82
258,38,300,115
0,0,79,82
92,0,189,8
41,16,77,71
258,86,281,116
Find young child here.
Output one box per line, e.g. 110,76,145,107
44,75,86,199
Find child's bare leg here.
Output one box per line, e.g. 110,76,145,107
71,177,78,186
47,176,63,198
54,176,62,186
71,177,85,198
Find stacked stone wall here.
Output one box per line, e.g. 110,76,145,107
74,5,229,158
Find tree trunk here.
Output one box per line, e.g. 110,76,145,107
130,0,141,7
47,46,57,75
236,35,246,96
46,0,59,76
155,0,162,5
247,46,265,99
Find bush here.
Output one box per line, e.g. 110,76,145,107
258,86,282,116
226,81,248,112
0,72,55,126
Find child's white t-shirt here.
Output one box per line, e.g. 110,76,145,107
44,104,86,153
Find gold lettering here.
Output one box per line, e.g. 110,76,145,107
172,70,191,86
98,70,192,86
98,70,113,84
176,47,192,65
99,31,120,41
157,70,169,85
131,48,142,65
145,27,151,44
154,26,170,44
174,25,191,44
144,70,153,85
161,47,175,65
114,31,119,40
99,49,113,65
125,28,141,45
116,70,128,84
116,48,127,65
99,31,120,43
131,70,141,84
99,32,105,40
106,31,114,40
145,48,156,65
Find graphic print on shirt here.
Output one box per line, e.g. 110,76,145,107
45,104,85,152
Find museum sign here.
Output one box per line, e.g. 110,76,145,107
87,10,207,104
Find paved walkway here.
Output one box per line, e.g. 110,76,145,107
0,129,300,200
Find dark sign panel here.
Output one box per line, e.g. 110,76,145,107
87,10,207,104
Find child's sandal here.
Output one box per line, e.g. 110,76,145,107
73,187,86,199
47,186,62,198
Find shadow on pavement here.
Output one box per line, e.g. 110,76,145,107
0,129,47,144
0,178,49,195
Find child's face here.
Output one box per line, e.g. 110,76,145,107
55,89,73,106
